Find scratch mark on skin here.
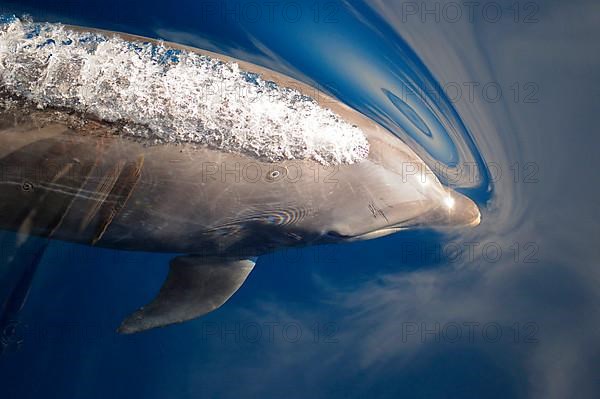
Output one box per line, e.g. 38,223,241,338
368,202,389,223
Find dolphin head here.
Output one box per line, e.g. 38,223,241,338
321,183,481,243
302,124,481,244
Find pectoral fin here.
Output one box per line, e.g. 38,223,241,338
117,256,255,334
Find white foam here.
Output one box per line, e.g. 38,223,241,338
0,18,369,164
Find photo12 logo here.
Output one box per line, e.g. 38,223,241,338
193,1,341,24
200,161,340,184
400,321,540,344
195,321,339,344
399,2,540,24
399,240,540,265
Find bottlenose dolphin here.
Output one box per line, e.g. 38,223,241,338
0,20,480,334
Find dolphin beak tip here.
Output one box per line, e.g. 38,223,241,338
444,190,482,229
469,208,482,227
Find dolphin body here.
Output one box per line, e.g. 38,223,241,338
0,21,480,333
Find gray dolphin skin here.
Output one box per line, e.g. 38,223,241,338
0,23,480,334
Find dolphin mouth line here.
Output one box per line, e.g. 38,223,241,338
346,226,406,242
347,203,481,242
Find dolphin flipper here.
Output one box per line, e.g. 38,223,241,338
118,256,255,334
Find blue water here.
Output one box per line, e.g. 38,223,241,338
1,1,599,398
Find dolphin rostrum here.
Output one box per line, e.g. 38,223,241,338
0,19,480,333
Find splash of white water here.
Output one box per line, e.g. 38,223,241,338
0,17,369,164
